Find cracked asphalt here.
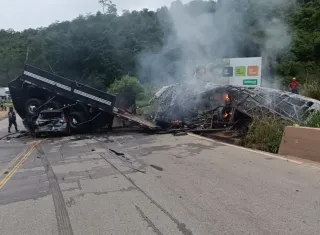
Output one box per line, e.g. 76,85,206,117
0,120,320,235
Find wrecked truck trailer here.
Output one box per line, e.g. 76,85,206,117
9,64,158,133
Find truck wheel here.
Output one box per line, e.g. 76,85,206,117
44,101,61,110
68,112,86,132
25,98,44,116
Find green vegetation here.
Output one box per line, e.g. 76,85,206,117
303,110,320,128
300,81,320,100
107,76,144,99
0,0,319,91
107,75,156,115
241,110,320,153
276,1,320,82
240,118,291,153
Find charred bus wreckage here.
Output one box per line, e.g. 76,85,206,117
150,82,320,134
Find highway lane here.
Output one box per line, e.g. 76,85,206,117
0,115,27,178
0,113,23,138
0,132,320,235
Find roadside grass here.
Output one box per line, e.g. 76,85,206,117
303,110,320,128
300,81,320,100
241,110,320,153
240,117,292,154
136,84,158,116
136,98,155,116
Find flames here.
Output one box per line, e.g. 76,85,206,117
223,93,231,119
223,112,232,118
223,93,230,102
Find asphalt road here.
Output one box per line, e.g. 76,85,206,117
0,129,320,235
0,116,27,176
0,114,23,138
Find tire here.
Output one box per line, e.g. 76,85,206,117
93,113,113,131
44,101,61,110
65,125,71,136
68,111,87,133
23,114,39,133
25,98,44,116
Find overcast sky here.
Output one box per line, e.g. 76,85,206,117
0,0,190,31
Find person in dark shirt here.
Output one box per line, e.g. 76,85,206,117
0,100,4,111
8,107,18,133
289,77,300,94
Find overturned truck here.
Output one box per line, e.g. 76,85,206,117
9,64,158,133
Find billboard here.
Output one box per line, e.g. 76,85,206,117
222,57,262,87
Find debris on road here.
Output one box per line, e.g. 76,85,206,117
150,165,164,171
0,130,30,141
109,149,125,156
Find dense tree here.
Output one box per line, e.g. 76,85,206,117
277,0,320,82
0,0,319,89
108,75,144,99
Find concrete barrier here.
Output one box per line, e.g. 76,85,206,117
278,126,320,162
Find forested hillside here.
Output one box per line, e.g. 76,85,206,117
0,0,319,90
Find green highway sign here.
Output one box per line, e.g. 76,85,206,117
243,79,258,85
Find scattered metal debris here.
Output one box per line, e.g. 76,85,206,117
109,149,125,156
173,132,188,136
150,165,164,171
1,130,31,141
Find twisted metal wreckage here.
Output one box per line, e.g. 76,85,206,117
150,82,320,132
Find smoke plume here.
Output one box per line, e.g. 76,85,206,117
138,0,296,89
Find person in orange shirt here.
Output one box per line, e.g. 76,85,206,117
289,77,300,94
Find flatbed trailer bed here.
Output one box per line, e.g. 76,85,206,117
112,107,158,129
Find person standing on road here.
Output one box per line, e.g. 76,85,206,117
8,107,19,133
289,77,300,94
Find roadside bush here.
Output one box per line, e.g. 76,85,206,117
303,110,320,128
241,118,291,153
300,81,320,100
136,84,158,116
107,75,144,100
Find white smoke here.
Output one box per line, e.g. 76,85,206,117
138,0,296,89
